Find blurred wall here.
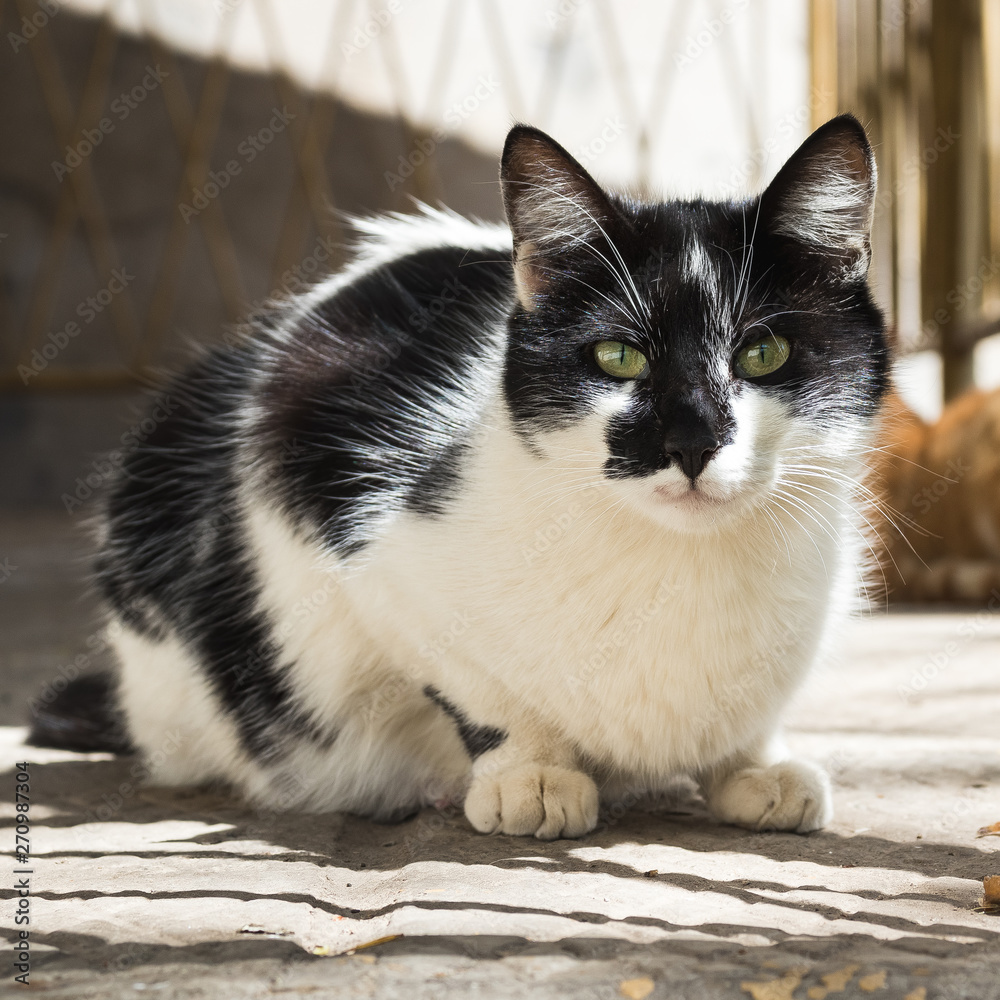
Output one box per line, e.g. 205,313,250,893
0,5,501,508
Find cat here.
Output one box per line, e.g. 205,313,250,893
875,387,1000,603
31,114,889,839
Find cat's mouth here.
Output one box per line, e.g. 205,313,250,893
652,483,727,507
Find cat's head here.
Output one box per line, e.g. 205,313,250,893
499,115,888,533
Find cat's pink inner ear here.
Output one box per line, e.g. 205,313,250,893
761,114,877,278
512,241,542,311
500,125,617,309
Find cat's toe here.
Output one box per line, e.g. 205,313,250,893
707,759,832,833
464,764,598,839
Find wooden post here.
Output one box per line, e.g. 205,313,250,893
810,0,840,129
983,0,1000,320
923,0,981,400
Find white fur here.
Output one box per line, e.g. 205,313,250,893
114,626,246,786
304,206,512,320
113,211,873,838
771,155,875,278
680,236,722,310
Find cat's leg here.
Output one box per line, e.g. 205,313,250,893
461,715,599,840
699,736,832,834
114,623,247,786
242,671,475,820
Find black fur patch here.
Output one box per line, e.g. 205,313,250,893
257,245,514,554
28,673,133,754
96,354,332,762
423,685,507,759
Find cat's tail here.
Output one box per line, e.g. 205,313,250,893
27,673,134,754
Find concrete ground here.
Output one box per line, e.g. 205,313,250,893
1,513,998,999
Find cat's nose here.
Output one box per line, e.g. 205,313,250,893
663,435,720,480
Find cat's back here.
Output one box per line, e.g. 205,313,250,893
246,211,515,551
97,209,515,611
254,221,515,436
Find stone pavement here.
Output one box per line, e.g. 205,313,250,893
0,514,998,998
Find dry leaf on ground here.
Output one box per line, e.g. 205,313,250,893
975,875,1000,914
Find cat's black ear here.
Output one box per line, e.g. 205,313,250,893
759,114,877,279
501,125,620,310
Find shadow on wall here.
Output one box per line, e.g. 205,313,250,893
0,3,502,507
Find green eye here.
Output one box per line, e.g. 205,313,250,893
594,340,649,379
735,334,791,378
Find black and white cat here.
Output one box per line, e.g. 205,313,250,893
37,115,888,839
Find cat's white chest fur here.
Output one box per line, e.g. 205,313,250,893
333,399,852,783
224,377,860,834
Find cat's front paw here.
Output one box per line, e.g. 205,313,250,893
706,759,832,833
464,764,599,840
